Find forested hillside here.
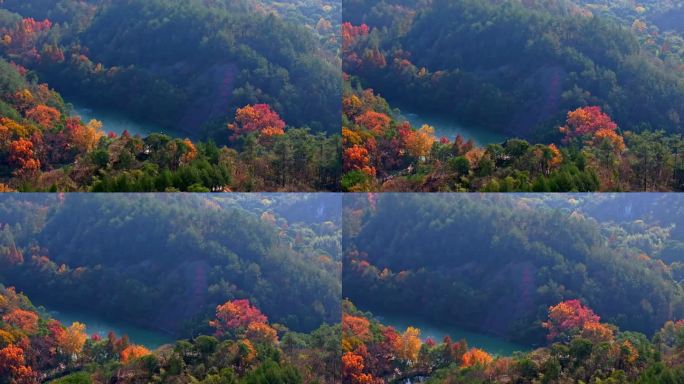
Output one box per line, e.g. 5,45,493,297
342,78,684,192
0,0,340,137
343,194,684,345
342,299,684,383
343,0,684,139
0,286,340,383
0,194,341,337
342,0,684,191
0,0,342,192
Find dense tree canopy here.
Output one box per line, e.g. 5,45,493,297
342,79,684,192
0,58,341,191
342,0,684,192
0,0,341,137
0,286,340,383
340,298,684,383
0,194,341,337
343,194,684,344
343,0,684,139
0,1,342,191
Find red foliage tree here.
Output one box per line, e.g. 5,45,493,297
47,319,65,344
41,44,65,63
543,299,601,342
209,299,268,338
560,106,618,142
341,22,369,51
0,242,23,265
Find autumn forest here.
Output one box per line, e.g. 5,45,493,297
0,0,342,192
343,194,684,383
0,193,342,383
342,0,684,192
0,0,682,191
4,193,684,383
3,0,684,383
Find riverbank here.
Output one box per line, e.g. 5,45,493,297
69,100,189,139
373,311,529,356
392,103,508,146
42,305,175,350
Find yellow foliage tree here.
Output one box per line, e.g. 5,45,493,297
0,330,15,348
0,118,29,140
393,327,422,362
56,322,87,357
71,119,104,153
405,125,435,159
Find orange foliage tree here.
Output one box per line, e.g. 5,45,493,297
8,138,40,175
2,309,39,335
25,105,61,129
342,315,371,341
0,344,35,384
548,143,563,169
355,111,391,135
67,118,104,153
592,126,626,154
560,106,618,140
461,348,494,368
239,339,257,366
580,321,614,343
228,104,286,140
120,345,151,363
620,340,639,364
343,145,375,177
245,322,278,344
342,351,380,384
2,18,52,56
405,125,436,159
179,138,198,165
